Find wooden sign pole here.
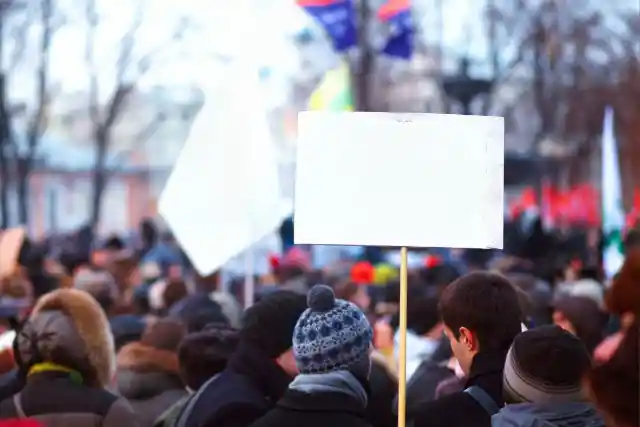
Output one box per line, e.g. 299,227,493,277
397,246,408,427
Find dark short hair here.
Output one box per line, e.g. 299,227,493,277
439,271,522,352
407,295,440,336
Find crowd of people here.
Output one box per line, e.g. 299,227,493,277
0,219,636,427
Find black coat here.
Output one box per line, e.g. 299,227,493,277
367,361,397,427
402,360,454,418
178,341,291,427
250,390,372,427
412,351,506,427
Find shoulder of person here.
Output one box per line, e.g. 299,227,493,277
412,391,476,426
103,396,140,427
205,401,267,427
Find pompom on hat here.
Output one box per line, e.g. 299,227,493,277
293,285,372,374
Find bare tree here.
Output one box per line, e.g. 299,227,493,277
0,0,46,227
83,0,185,228
14,0,54,225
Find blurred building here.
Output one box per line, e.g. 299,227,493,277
2,86,204,237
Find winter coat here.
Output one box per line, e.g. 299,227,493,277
412,350,507,427
492,401,605,427
116,342,188,427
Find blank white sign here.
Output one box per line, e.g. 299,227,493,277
294,112,504,249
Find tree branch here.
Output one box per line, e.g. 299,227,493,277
25,0,52,163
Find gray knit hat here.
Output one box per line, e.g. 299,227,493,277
503,325,591,404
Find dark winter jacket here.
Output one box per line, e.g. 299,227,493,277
250,390,372,427
412,350,507,427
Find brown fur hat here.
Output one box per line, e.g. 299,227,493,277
24,288,115,387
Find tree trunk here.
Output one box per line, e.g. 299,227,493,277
0,72,11,228
15,155,29,225
0,146,8,228
90,127,109,229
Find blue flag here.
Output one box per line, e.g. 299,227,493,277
378,0,414,59
297,0,357,52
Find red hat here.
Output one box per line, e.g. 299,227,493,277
268,254,281,271
351,262,374,285
424,255,442,269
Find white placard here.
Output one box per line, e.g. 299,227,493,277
294,112,504,249
158,63,287,276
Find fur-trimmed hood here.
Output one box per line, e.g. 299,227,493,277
116,342,179,374
18,288,115,388
116,342,183,399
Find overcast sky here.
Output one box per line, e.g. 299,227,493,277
4,0,638,104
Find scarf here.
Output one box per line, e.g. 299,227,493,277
289,370,368,408
28,362,83,385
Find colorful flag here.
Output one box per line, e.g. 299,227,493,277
297,0,357,52
601,106,624,280
308,61,353,111
378,0,414,59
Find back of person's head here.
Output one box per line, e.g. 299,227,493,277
503,325,591,404
293,285,372,380
334,279,370,311
506,273,553,326
606,249,640,315
241,291,307,358
109,314,146,351
18,289,114,388
406,294,440,336
73,268,118,313
178,323,239,390
553,296,607,353
140,318,186,351
162,279,189,310
438,271,522,373
587,320,638,427
420,263,461,289
169,294,228,333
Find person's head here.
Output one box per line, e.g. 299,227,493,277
240,291,307,376
17,289,115,388
586,320,638,427
293,285,373,380
115,318,186,390
73,268,118,314
438,272,522,374
178,323,239,391
168,294,228,333
503,325,591,404
605,248,640,316
334,280,371,312
406,294,441,338
553,296,607,353
109,314,147,351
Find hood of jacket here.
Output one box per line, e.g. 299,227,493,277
115,341,183,399
393,329,439,381
492,402,605,427
18,288,114,388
